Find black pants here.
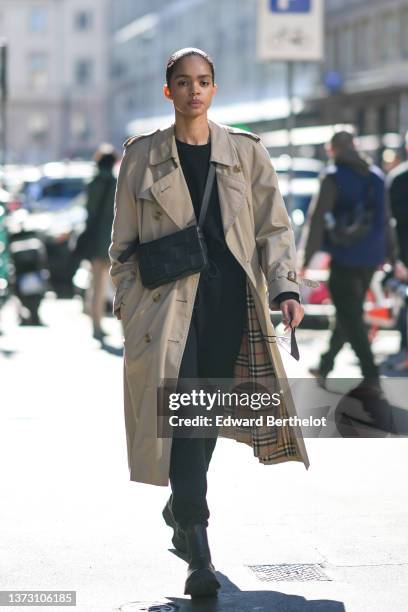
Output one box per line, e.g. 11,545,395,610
169,265,246,530
319,262,378,379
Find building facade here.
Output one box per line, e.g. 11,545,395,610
315,0,408,154
4,0,406,164
0,0,110,164
108,0,321,147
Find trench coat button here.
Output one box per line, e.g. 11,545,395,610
144,333,152,343
288,271,297,282
154,210,162,220
152,291,161,302
233,164,241,173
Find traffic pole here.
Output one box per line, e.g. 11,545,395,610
286,60,295,216
0,40,8,171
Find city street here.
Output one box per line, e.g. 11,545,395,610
1,0,408,610
1,295,407,612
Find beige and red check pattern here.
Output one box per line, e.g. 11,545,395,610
220,282,303,465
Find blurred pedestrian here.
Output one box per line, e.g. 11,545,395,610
79,144,118,341
385,131,408,365
109,47,307,598
382,148,403,174
386,132,408,267
300,131,396,393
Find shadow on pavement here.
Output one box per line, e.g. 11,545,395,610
159,551,345,611
335,396,408,436
0,347,16,358
165,572,345,611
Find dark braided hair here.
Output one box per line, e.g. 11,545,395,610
166,47,215,88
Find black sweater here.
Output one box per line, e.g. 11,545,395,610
175,138,298,306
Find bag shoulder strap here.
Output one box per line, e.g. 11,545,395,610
198,162,216,227
117,163,216,264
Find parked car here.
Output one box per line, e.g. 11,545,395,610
11,162,94,296
1,165,41,211
268,156,332,326
271,156,323,243
13,162,93,210
272,155,324,180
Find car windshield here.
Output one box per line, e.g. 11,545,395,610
41,179,85,200
25,178,85,203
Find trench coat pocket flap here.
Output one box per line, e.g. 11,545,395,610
149,170,190,230
136,185,156,202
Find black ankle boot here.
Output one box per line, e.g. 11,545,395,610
184,524,220,598
162,497,187,553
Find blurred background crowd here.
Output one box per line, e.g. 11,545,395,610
1,0,408,374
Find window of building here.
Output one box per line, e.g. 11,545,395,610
326,30,335,72
215,29,225,59
355,19,371,70
27,113,49,141
341,26,354,75
365,108,378,134
111,60,127,79
328,28,340,72
401,8,408,58
71,112,91,140
380,12,399,62
125,96,135,112
74,59,93,86
385,102,399,133
237,18,249,54
28,7,47,33
27,52,48,90
356,109,366,135
74,11,93,31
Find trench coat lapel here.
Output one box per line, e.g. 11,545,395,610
145,126,195,230
149,167,196,230
146,120,247,234
208,120,248,236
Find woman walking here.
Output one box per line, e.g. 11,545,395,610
109,48,309,598
82,144,118,340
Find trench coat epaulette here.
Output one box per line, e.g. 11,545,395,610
122,129,158,150
226,125,261,142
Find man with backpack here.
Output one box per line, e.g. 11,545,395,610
300,131,395,393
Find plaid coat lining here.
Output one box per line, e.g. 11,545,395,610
219,281,304,465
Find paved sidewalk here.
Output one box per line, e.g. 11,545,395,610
1,296,407,611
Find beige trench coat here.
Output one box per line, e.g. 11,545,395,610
109,119,310,486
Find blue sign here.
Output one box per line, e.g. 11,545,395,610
270,0,311,13
325,71,343,94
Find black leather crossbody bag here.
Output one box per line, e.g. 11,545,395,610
117,162,216,289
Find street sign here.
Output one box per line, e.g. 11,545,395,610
0,40,7,102
270,0,311,12
257,0,324,61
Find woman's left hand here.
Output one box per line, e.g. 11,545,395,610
280,299,304,331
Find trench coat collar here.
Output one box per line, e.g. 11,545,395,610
149,119,239,167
